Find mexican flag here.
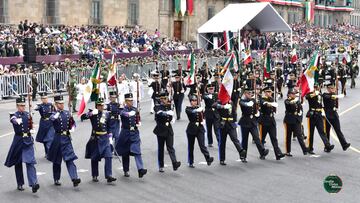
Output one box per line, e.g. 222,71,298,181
264,48,272,78
223,31,233,52
175,0,193,15
175,0,181,14
180,0,187,16
77,79,93,116
107,54,117,86
185,53,195,85
90,62,101,102
218,67,234,104
242,50,252,65
304,2,315,23
290,48,298,64
299,51,319,98
187,0,194,16
220,53,235,75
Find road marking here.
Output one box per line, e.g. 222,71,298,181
330,102,360,154
36,172,46,176
77,169,88,173
310,155,321,158
117,167,123,170
198,162,207,165
0,132,13,138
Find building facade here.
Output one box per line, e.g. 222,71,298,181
350,0,360,27
0,0,354,42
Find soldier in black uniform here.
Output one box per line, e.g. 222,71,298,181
275,65,284,98
350,60,359,88
214,99,246,165
160,63,170,89
231,71,241,121
153,91,181,172
337,64,347,96
185,95,214,168
172,72,186,120
322,82,351,151
258,87,285,160
286,73,297,90
324,64,336,85
305,84,335,154
283,88,308,156
149,71,161,106
203,84,220,147
239,88,269,162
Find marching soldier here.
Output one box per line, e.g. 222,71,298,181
34,92,55,157
153,91,181,172
68,71,77,112
81,98,116,183
231,72,241,120
203,83,220,147
322,82,351,151
106,91,121,144
129,73,143,108
172,71,186,120
48,95,81,187
337,64,348,96
305,84,335,154
149,71,161,110
185,95,214,168
258,87,285,160
5,97,40,193
239,88,269,162
350,60,358,88
117,75,129,107
214,99,246,165
286,73,297,90
275,64,284,98
283,89,308,156
160,63,170,89
115,93,147,178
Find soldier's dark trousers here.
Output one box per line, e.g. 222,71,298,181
15,163,38,186
284,123,307,153
240,126,265,158
91,158,112,177
53,161,78,181
259,124,282,157
205,118,219,145
325,116,348,149
174,94,184,119
341,79,347,95
219,127,243,161
351,76,356,88
157,135,177,168
32,88,37,100
186,132,210,164
122,154,144,172
307,116,331,152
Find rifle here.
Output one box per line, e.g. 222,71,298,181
136,76,141,123
67,70,73,114
26,71,33,115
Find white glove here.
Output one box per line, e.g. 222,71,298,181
337,94,345,99
208,94,213,99
16,118,23,125
69,126,75,133
315,91,320,95
321,110,325,117
255,111,260,117
128,111,136,116
53,112,60,119
201,121,205,125
136,121,142,127
171,118,176,124
30,129,35,134
196,107,204,112
109,137,114,145
180,90,184,93
270,102,279,108
224,104,231,109
246,101,254,107
298,111,303,116
166,110,174,116
92,109,98,115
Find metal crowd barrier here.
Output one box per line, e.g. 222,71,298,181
0,57,225,100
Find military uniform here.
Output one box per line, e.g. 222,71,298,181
258,87,284,160
283,89,308,156
322,83,351,151
153,92,181,172
350,61,359,88
337,65,347,95
115,93,147,178
172,73,186,120
305,88,334,154
34,93,55,155
5,97,40,193
215,100,246,165
148,73,161,106
106,92,122,143
239,92,269,162
81,98,116,182
231,74,241,120
48,95,81,187
203,84,220,146
160,68,170,89
185,95,214,167
68,71,77,112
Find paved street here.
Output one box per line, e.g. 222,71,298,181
0,80,359,203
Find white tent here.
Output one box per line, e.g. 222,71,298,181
197,2,292,49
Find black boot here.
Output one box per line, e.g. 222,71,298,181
138,169,147,178
260,149,269,160
206,157,214,166
32,184,40,193
92,176,99,182
72,178,81,187
17,185,24,191
106,176,117,183
172,161,181,171
54,180,61,186
343,143,351,151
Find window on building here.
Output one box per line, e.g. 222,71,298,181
323,15,328,27
160,0,169,11
128,0,139,25
91,0,102,24
328,15,332,26
0,0,7,23
46,0,58,24
208,6,215,20
314,14,319,26
288,12,293,24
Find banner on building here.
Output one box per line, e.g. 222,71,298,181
304,1,315,23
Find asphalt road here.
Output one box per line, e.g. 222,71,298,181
0,79,359,203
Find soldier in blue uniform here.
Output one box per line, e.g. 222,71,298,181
153,91,181,172
34,92,55,157
47,95,81,187
81,98,117,183
185,95,214,168
106,91,122,144
115,93,147,178
5,97,40,193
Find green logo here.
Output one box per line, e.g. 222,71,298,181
323,175,343,193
